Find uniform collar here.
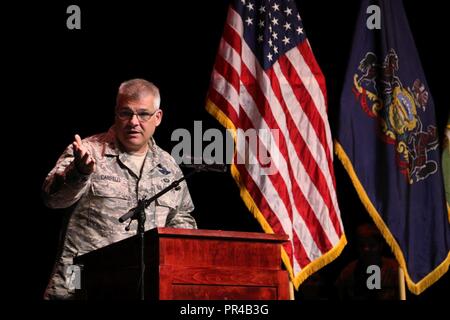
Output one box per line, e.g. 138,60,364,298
104,127,162,176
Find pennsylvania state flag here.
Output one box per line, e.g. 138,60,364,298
335,0,450,294
443,115,450,211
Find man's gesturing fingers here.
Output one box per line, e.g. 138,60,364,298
72,134,95,174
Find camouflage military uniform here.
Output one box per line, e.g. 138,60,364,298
42,128,196,299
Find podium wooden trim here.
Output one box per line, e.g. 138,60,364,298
74,228,290,300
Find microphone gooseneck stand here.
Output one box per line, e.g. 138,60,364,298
118,167,205,300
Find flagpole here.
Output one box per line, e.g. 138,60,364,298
289,281,295,300
398,267,406,300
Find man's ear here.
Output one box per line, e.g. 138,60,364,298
155,109,163,127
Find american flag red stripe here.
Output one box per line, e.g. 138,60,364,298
235,161,311,266
240,63,334,253
267,63,342,238
206,1,346,287
236,163,300,265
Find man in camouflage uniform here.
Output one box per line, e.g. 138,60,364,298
42,79,197,299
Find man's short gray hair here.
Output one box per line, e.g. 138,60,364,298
116,78,161,109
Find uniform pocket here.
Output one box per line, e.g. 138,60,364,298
88,180,131,235
90,180,130,216
155,191,178,209
154,192,179,227
91,180,129,200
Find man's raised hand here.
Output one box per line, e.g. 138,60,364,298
72,134,96,175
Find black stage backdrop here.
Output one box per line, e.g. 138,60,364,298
12,0,448,300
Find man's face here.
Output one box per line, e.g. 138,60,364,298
114,94,163,153
357,236,382,264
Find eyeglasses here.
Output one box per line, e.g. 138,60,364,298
116,109,157,122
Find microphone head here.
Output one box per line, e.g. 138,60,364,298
180,162,227,172
206,163,227,172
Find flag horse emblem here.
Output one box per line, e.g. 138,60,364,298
352,48,439,184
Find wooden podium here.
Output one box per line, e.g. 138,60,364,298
74,228,290,300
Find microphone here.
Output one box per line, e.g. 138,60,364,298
118,206,140,223
180,163,227,172
119,199,146,223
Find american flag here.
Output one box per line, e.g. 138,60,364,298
206,0,346,288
